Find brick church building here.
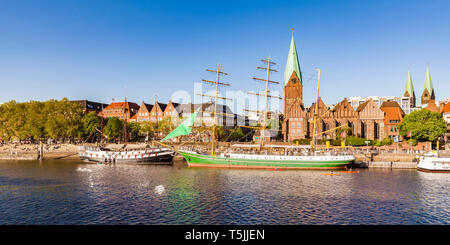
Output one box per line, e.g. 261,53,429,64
281,33,423,142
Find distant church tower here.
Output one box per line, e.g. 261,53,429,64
403,70,416,108
283,30,306,142
421,66,435,105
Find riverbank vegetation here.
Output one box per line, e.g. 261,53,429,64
398,109,446,142
0,99,256,143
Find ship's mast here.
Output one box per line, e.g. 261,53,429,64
197,64,231,156
100,103,104,145
311,69,321,153
245,56,281,148
309,69,350,151
123,97,128,144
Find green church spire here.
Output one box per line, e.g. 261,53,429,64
284,32,302,85
404,70,414,97
424,65,434,94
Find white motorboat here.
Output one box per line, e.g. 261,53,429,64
418,151,450,172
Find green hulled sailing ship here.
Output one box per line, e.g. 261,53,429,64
161,52,355,170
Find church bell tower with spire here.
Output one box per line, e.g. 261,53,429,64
404,70,416,108
283,29,306,142
421,66,435,105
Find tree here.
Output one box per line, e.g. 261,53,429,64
139,121,158,140
126,122,141,142
79,111,101,142
0,101,27,141
41,98,84,142
157,118,174,135
398,109,446,142
24,101,47,142
103,117,123,142
336,126,352,139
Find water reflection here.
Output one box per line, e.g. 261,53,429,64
0,160,448,225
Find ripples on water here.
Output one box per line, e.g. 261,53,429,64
0,160,448,225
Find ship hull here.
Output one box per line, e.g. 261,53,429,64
179,151,354,170
79,147,175,165
418,156,450,173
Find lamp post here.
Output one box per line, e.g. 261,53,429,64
365,140,370,153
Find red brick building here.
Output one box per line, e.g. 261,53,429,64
281,32,405,143
356,99,385,140
135,101,154,122
164,100,180,119
149,100,167,123
380,101,405,141
100,101,140,122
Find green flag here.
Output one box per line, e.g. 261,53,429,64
161,108,200,142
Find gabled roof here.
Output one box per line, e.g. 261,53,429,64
380,101,402,109
332,98,354,112
355,99,371,112
381,107,403,121
441,103,450,113
380,101,405,121
284,34,302,85
153,102,167,111
105,102,140,111
139,101,153,112
308,97,330,117
424,100,439,112
175,102,213,115
166,101,180,112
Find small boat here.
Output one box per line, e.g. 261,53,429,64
417,151,450,173
78,146,175,164
320,173,341,176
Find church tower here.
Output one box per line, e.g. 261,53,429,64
421,66,435,105
283,31,306,142
403,70,416,107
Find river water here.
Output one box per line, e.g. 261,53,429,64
0,159,448,225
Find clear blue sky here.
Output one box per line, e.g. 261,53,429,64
1,0,449,112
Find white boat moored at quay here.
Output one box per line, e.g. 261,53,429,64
418,151,450,172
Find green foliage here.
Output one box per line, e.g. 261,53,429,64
344,136,369,146
103,117,123,142
407,138,418,146
214,126,253,142
398,109,446,142
216,126,228,141
0,99,84,142
157,118,175,135
381,137,393,145
335,126,352,139
79,111,101,142
126,122,141,141
293,138,343,146
231,127,245,141
42,99,84,140
139,121,157,137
